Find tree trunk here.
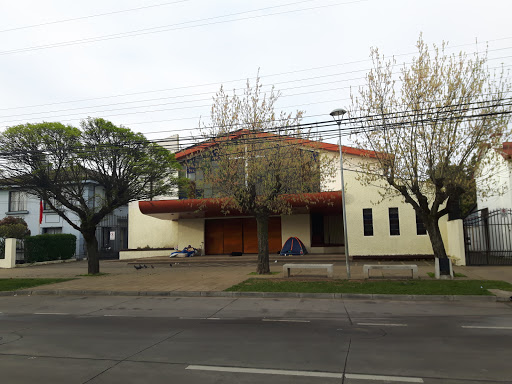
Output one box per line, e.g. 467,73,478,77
425,217,448,259
256,214,270,274
83,230,100,275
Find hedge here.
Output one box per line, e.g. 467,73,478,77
24,234,76,263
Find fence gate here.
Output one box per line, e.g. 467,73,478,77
463,208,512,265
96,214,128,259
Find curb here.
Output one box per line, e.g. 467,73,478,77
0,289,507,302
15,259,80,268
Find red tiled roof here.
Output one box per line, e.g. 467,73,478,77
139,191,342,218
175,129,378,160
502,142,512,159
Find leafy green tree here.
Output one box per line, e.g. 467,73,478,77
0,118,180,274
193,78,336,274
351,35,511,259
0,217,31,257
0,216,31,239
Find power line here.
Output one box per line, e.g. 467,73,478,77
1,41,510,112
2,61,511,120
0,0,366,56
0,0,192,33
1,102,510,160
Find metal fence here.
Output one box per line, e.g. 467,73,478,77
96,214,128,259
463,208,512,265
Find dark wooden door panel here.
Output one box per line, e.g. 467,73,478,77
269,216,282,253
205,219,224,255
223,218,243,254
243,218,258,253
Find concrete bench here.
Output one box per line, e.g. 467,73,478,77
283,263,334,278
363,264,418,279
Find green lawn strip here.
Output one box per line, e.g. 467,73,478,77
426,272,467,278
225,279,512,295
0,278,73,292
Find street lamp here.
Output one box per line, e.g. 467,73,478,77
330,108,351,279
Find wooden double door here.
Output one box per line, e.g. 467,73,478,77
205,217,282,255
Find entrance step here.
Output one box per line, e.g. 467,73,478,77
127,253,345,266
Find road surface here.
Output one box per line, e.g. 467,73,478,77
0,295,511,383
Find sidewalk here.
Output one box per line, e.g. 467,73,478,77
1,259,512,293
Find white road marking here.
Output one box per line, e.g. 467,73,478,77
186,365,342,378
462,325,512,330
345,373,423,383
357,323,407,327
262,319,311,323
207,317,221,320
34,312,69,315
179,317,207,320
186,366,424,382
103,314,137,317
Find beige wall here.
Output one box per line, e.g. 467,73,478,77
281,214,311,249
0,238,16,268
441,219,466,266
177,218,205,250
324,151,440,256
119,249,173,260
127,201,178,249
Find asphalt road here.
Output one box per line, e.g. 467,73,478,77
0,296,511,383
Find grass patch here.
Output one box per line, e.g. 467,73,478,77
248,272,280,275
76,273,109,277
225,278,512,296
427,272,467,278
0,278,73,292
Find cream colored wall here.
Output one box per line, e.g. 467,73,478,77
324,150,438,256
281,214,311,249
127,201,178,249
441,219,466,266
119,249,173,260
0,238,16,268
177,218,205,250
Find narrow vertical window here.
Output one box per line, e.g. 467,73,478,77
363,208,373,236
416,211,427,235
389,207,400,236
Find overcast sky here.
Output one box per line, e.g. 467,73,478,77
1,0,511,148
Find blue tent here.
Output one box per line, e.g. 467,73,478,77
280,237,308,256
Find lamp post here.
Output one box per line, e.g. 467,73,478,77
330,108,351,279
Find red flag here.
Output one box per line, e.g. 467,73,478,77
39,200,43,224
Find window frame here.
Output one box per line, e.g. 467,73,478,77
8,191,28,212
416,211,427,235
388,207,400,236
362,208,374,236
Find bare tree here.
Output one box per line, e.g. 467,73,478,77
351,34,511,259
189,77,336,273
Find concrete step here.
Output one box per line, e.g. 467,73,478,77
127,254,345,265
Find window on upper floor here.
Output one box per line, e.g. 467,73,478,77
43,198,62,211
9,191,27,212
389,207,400,236
363,208,374,236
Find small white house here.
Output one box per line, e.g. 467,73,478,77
477,142,512,211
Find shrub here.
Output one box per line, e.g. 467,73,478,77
0,217,31,239
24,234,76,263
